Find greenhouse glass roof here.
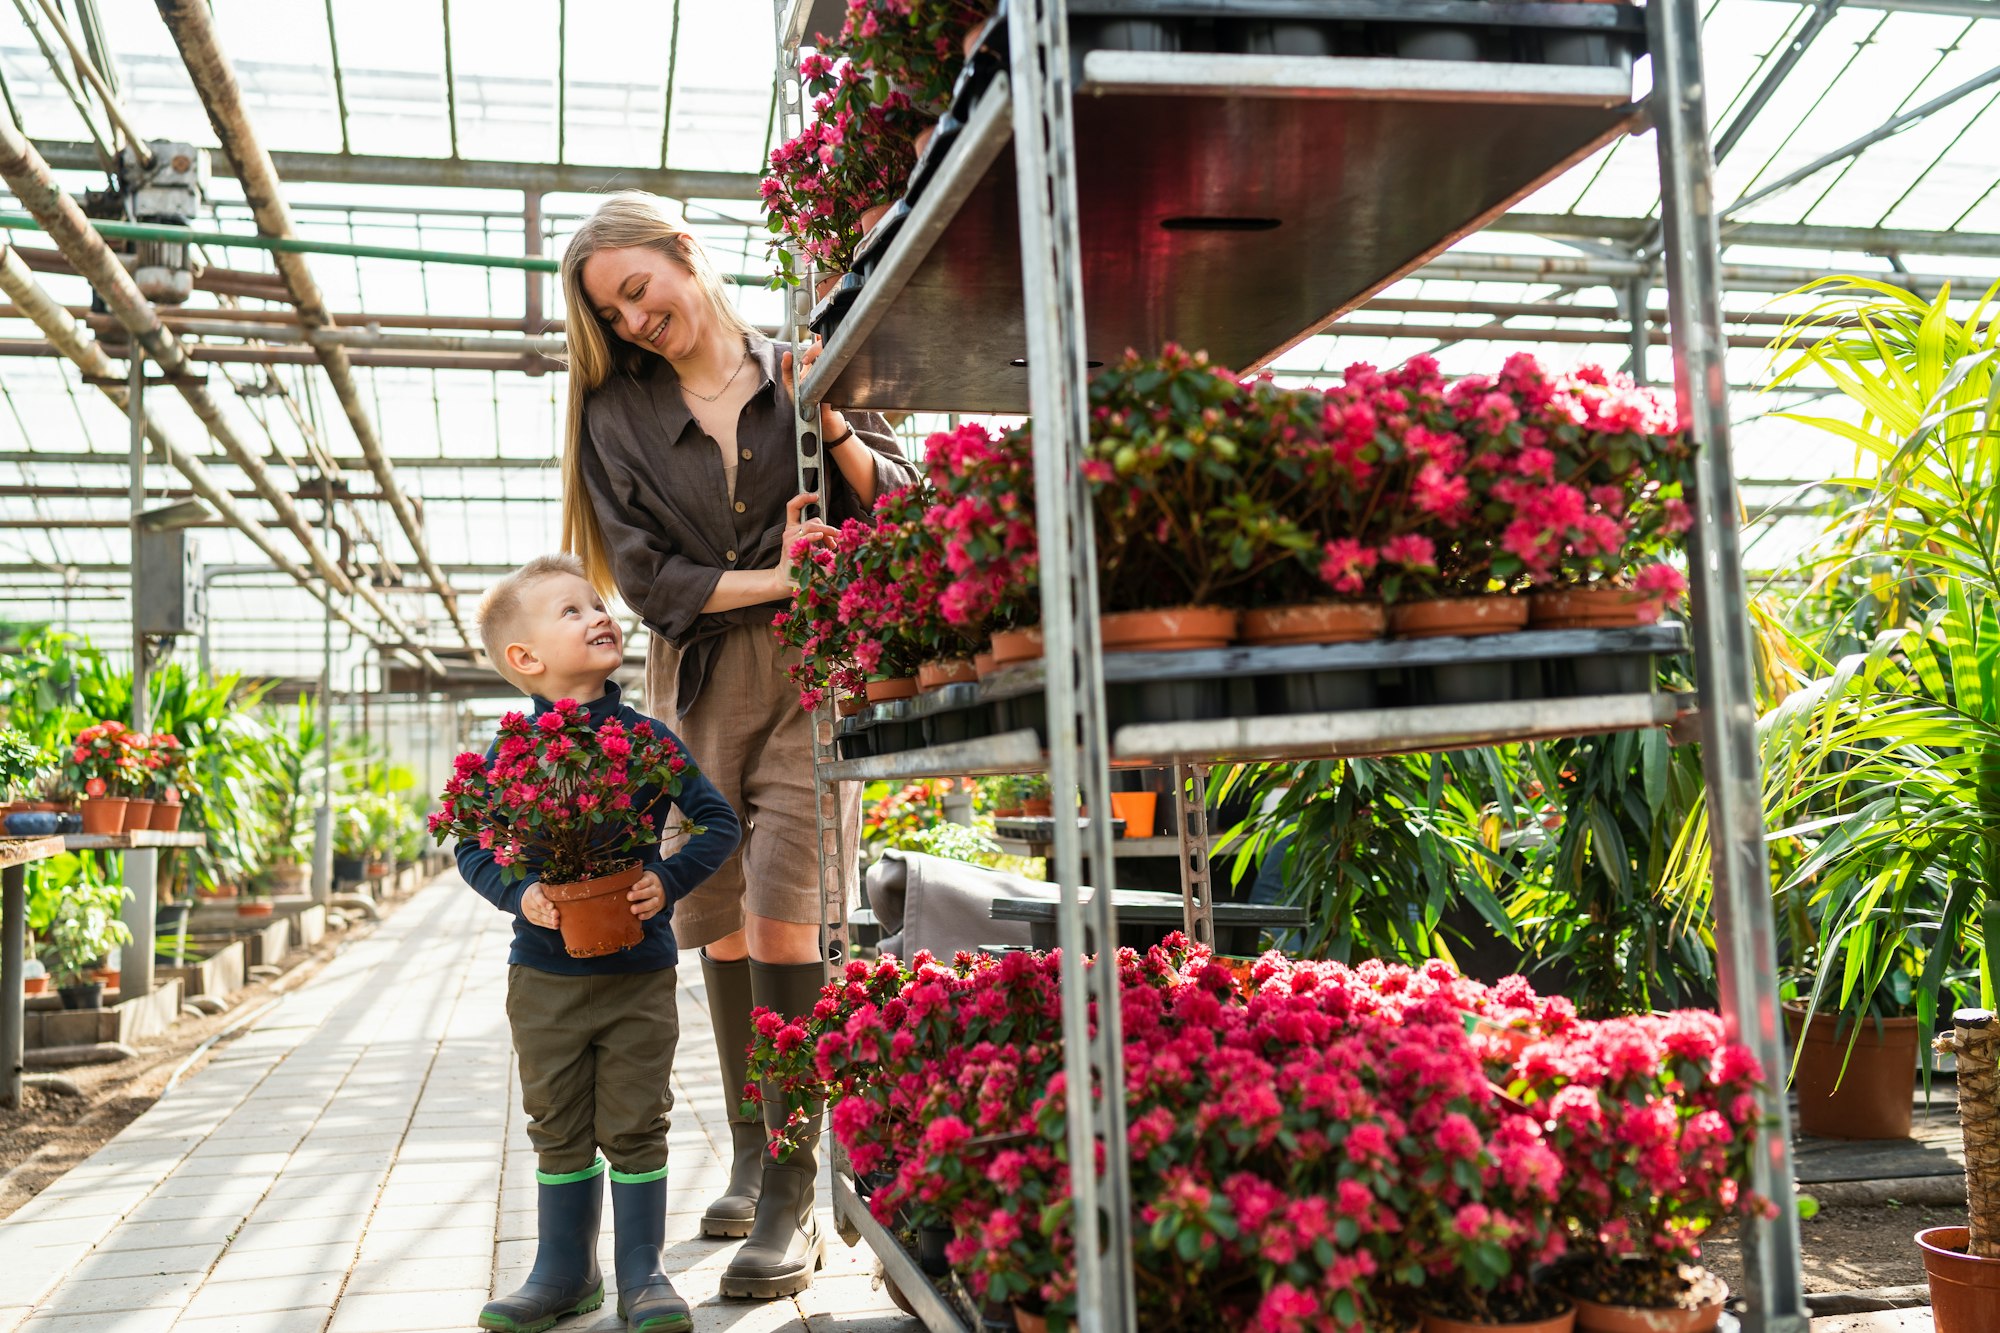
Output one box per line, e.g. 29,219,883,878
0,0,1995,687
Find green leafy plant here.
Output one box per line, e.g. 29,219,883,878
43,881,130,987
0,728,48,802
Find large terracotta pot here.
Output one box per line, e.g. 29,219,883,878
1389,596,1530,640
1919,1226,2000,1333
865,676,918,704
1574,1289,1724,1333
121,797,155,832
917,659,977,691
1242,601,1386,645
149,795,185,831
1424,1310,1575,1333
1100,606,1237,653
1530,587,1654,630
80,797,127,835
542,864,647,959
1784,1004,1920,1139
989,627,1043,666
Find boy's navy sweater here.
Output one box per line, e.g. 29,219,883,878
455,681,740,975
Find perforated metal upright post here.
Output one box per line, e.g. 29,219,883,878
1173,763,1216,950
1009,2,1135,1330
1650,2,1806,1329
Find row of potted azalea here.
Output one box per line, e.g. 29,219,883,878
763,0,993,290
776,347,1694,710
65,719,190,834
747,939,1769,1333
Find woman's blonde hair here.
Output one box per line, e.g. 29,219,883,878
559,190,761,594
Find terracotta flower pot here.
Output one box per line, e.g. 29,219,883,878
1424,1308,1575,1333
814,271,846,302
236,901,274,918
80,797,127,835
1784,1005,1920,1139
914,124,936,157
1530,587,1655,630
1107,791,1156,839
858,203,893,236
1574,1286,1725,1333
973,650,998,678
1014,1308,1048,1333
993,805,1023,818
1021,798,1052,817
149,797,185,832
1241,601,1386,645
1100,606,1237,653
990,626,1043,666
1389,595,1530,640
542,864,648,959
1919,1226,2000,1333
122,797,154,832
865,676,919,704
23,975,47,996
917,659,977,691
836,695,865,718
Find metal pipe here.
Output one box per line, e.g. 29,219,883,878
1651,2,1809,1330
1713,0,1844,165
1492,213,2000,259
0,244,434,671
3,304,568,332
157,0,474,650
0,209,556,272
31,0,151,164
0,336,543,371
83,312,567,355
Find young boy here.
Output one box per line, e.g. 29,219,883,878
458,554,741,1333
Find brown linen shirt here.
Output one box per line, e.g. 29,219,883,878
577,334,918,716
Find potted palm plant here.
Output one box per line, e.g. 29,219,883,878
1752,276,2000,1139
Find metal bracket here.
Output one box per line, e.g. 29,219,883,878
1173,763,1216,950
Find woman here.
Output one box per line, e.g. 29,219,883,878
559,191,918,1300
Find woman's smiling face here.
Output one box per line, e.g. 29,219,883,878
580,244,709,362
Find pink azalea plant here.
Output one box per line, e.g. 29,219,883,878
427,700,700,886
828,0,991,119
65,719,143,799
924,422,1040,641
746,940,1772,1331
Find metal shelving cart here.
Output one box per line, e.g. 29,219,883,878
770,2,1808,1331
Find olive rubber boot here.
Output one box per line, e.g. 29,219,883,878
719,960,826,1300
478,1157,607,1333
699,950,764,1239
609,1166,692,1333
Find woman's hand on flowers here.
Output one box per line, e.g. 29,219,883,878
627,871,666,921
779,340,849,445
521,884,559,930
776,491,839,590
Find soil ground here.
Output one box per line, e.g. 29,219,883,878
1707,1201,1967,1296
0,904,377,1222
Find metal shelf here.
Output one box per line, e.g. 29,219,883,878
821,692,1685,781
802,49,1636,413
830,1172,975,1333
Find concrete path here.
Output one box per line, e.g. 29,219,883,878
0,874,916,1333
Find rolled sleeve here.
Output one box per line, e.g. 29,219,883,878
578,417,723,644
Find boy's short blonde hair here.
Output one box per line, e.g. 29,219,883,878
478,553,588,689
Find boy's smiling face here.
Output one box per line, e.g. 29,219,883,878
503,572,624,697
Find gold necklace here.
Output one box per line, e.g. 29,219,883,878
681,351,749,404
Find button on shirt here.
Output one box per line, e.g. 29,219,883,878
577,336,919,716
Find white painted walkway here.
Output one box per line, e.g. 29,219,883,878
0,875,915,1333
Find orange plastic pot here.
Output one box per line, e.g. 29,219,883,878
1241,601,1386,645
1783,1005,1919,1139
1573,1294,1724,1333
1530,587,1654,630
149,795,185,831
1425,1308,1575,1333
1919,1226,2000,1333
1100,606,1237,653
990,627,1043,666
1389,596,1530,640
80,797,126,835
865,676,918,704
543,864,647,959
917,659,977,691
121,797,154,832
1107,791,1157,839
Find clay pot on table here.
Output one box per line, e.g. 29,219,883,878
80,797,127,835
122,798,155,832
542,864,647,959
1099,606,1237,653
865,676,918,704
149,790,185,831
917,659,978,691
1241,601,1386,645
1530,587,1656,630
1388,595,1530,640
989,627,1043,667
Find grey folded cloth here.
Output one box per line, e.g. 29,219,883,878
865,850,1064,959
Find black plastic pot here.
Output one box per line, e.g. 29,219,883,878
1542,32,1633,71
58,981,104,1011
333,856,365,883
923,703,989,747
992,692,1048,745
1420,662,1516,706
852,200,913,275
1081,18,1179,52
917,1223,953,1276
1568,654,1652,696
1254,669,1378,715
808,272,864,339
1227,21,1332,56
1106,678,1225,729
1396,27,1482,61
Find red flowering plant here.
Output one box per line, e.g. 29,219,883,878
828,0,991,119
140,731,188,800
772,519,855,712
762,53,926,284
874,480,982,670
1509,1010,1776,1310
925,422,1040,642
65,719,142,799
1085,346,1317,613
426,699,703,886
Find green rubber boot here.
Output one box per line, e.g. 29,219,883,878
478,1157,607,1333
610,1165,693,1332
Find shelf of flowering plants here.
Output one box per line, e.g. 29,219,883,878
798,15,1640,414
